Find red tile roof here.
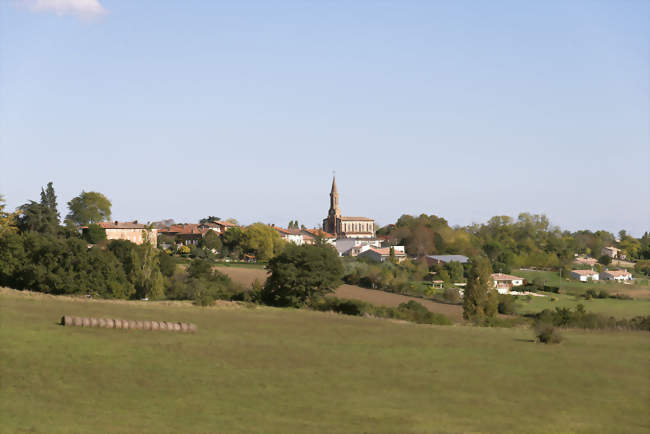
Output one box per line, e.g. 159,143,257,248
340,216,374,221
98,221,148,229
601,270,631,277
491,273,524,281
570,269,599,276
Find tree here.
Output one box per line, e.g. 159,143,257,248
242,223,285,261
462,257,495,321
16,182,60,235
134,229,165,299
82,224,107,244
199,216,221,225
0,195,17,234
598,255,612,266
200,230,222,251
65,191,112,227
448,261,464,283
262,244,343,307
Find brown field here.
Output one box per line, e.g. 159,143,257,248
216,265,464,321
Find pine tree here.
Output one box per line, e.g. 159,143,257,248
462,257,494,321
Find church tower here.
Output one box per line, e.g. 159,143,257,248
323,175,341,236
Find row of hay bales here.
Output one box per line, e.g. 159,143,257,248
61,316,197,333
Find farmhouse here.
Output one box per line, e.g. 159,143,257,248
491,273,525,294
574,257,598,267
601,246,625,259
159,224,207,246
93,221,158,245
301,228,336,245
600,269,633,281
570,269,600,282
272,226,305,245
335,238,382,256
358,246,407,263
199,220,237,234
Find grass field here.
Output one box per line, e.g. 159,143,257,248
514,269,650,299
514,292,650,318
216,265,465,321
1,288,649,433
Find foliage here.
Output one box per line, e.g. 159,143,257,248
242,223,285,261
0,231,132,298
497,294,516,314
81,223,107,244
635,260,650,277
343,259,429,296
16,182,60,235
199,216,221,224
462,257,496,320
598,255,612,266
262,244,343,307
166,259,240,305
530,305,650,331
534,323,563,344
199,230,222,251
442,287,461,303
158,252,176,277
0,194,18,234
65,191,112,227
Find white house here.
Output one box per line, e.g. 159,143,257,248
358,246,407,263
570,269,600,282
273,227,304,245
600,269,633,281
491,273,525,294
335,238,382,256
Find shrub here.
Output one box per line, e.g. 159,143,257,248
534,323,562,344
442,287,461,303
597,290,610,299
497,294,516,314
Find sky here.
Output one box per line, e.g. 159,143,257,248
1,0,648,235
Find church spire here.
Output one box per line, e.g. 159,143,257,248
329,174,341,218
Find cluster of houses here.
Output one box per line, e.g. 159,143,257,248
569,269,633,282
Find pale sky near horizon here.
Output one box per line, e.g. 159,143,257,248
1,1,648,235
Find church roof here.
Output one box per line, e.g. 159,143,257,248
340,216,374,221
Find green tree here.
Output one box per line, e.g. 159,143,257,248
200,230,222,251
242,223,285,261
598,255,612,266
134,229,165,299
65,191,112,227
199,216,221,224
0,195,17,234
262,244,343,307
462,257,495,321
16,182,60,235
448,261,464,282
82,224,107,244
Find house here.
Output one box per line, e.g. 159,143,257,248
424,255,470,266
300,228,336,245
431,280,445,289
92,221,158,246
574,257,598,267
272,226,304,245
159,224,208,246
570,269,600,282
335,238,382,256
491,273,525,294
600,269,633,281
602,246,625,260
358,246,407,263
199,220,237,234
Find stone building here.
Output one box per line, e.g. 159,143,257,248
97,221,158,245
322,176,375,239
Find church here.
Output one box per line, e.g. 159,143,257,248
322,176,375,239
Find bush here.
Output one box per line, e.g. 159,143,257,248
535,323,562,344
497,294,516,314
442,287,461,303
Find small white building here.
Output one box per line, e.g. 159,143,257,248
273,227,304,245
600,269,633,281
335,238,382,256
570,269,600,282
491,273,525,294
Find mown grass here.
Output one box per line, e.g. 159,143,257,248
515,269,650,296
1,288,649,433
514,292,650,318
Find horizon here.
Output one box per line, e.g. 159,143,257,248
1,1,648,236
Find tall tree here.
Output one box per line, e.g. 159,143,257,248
65,191,112,227
16,182,60,235
199,216,221,225
462,257,495,321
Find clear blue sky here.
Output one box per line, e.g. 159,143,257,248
1,1,648,235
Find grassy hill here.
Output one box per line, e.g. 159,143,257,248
1,288,649,433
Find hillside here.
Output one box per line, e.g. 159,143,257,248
1,288,648,433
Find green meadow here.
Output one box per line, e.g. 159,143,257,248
514,269,650,296
514,292,650,318
1,288,649,434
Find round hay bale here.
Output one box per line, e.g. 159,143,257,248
98,318,106,328
62,315,72,326
151,321,160,331
170,322,179,332
105,318,115,328
180,323,189,333
82,317,91,327
134,320,143,330
72,317,83,327
142,320,152,330
125,320,134,329
188,323,197,333
90,318,99,327
160,321,169,331
114,319,123,329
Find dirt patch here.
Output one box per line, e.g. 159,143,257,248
216,266,463,321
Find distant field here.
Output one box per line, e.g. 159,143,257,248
515,292,650,319
216,265,464,321
515,269,650,299
1,288,649,433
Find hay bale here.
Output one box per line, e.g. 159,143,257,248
114,319,123,329
72,317,83,327
188,323,197,333
135,321,143,330
160,321,169,331
142,321,152,330
104,318,115,328
90,318,99,327
151,321,160,331
170,322,180,332
127,320,136,329
62,315,72,326
98,318,106,328
82,317,90,327
180,323,189,333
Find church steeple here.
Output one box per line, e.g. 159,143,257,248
329,175,340,217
